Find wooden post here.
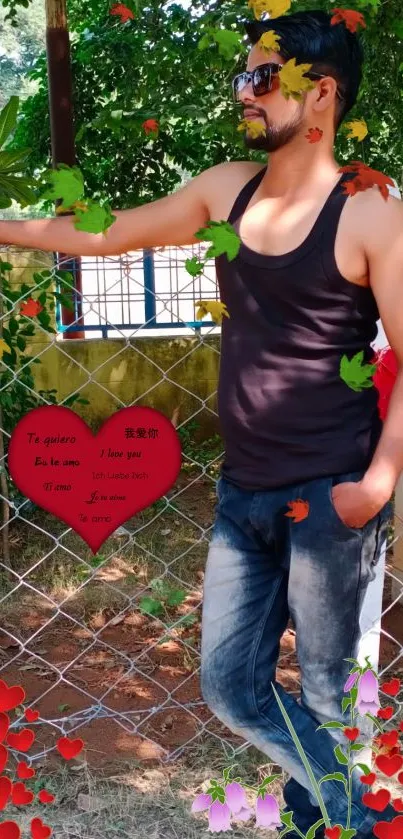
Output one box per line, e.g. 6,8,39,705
45,0,84,339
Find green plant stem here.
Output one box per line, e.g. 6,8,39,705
271,683,331,828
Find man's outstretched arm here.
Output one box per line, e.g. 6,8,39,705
0,163,224,257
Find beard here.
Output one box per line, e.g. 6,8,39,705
242,102,305,152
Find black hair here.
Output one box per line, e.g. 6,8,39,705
244,9,364,132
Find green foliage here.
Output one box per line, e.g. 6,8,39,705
0,258,90,504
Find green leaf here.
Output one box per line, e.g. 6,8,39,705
355,762,372,775
350,743,367,751
306,818,325,839
166,589,187,607
138,596,164,616
316,721,345,731
342,697,352,713
334,744,348,765
0,96,19,149
340,352,377,392
318,772,348,792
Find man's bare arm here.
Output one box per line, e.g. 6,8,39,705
0,163,227,257
360,190,403,499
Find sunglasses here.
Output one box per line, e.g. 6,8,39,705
232,62,344,103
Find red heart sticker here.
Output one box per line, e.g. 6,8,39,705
24,710,39,723
324,827,342,839
0,747,8,776
8,406,182,554
0,778,12,811
0,717,9,746
362,788,391,811
398,771,403,784
11,782,34,806
379,730,400,749
373,815,403,839
0,822,21,839
6,730,35,753
30,819,52,839
360,771,377,785
16,762,35,780
378,707,394,720
343,727,359,741
382,679,401,697
38,791,55,804
0,682,25,714
392,799,403,811
375,754,403,777
56,737,84,760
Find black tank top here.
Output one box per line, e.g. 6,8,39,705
215,166,382,491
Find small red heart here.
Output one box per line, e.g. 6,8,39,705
6,729,35,752
17,762,35,780
38,791,54,804
373,814,403,839
377,706,394,720
360,771,377,785
324,827,342,839
379,730,400,749
0,717,9,745
0,747,7,776
375,754,403,777
30,818,52,839
0,778,12,811
0,682,25,715
344,727,360,741
24,710,39,723
398,771,403,784
11,782,34,806
381,679,401,697
362,788,391,811
8,406,182,554
0,822,21,839
56,736,84,761
392,799,403,811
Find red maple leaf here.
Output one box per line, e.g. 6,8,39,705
338,161,395,201
285,499,310,523
142,119,159,136
330,8,366,33
20,298,43,317
110,3,135,22
305,127,323,144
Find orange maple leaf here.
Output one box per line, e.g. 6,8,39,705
110,3,135,22
142,119,159,136
338,161,395,201
20,298,43,317
330,8,366,33
285,499,310,523
305,127,323,144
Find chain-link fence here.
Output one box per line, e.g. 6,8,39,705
0,242,402,791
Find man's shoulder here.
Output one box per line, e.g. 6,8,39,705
200,160,265,217
348,179,403,259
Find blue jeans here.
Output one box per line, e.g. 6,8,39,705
200,469,393,836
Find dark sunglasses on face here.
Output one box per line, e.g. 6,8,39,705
232,62,344,104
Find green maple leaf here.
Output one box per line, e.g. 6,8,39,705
340,351,377,392
185,255,204,277
41,164,84,208
194,220,241,261
73,200,117,234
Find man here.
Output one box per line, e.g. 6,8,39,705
1,9,402,837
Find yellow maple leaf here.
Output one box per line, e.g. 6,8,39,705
258,30,282,54
0,338,9,358
248,0,291,20
237,118,266,139
278,58,316,102
195,300,230,326
344,118,368,141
